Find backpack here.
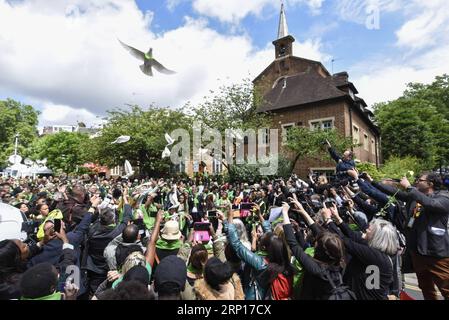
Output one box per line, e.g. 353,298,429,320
323,270,357,300
393,201,409,233
115,243,143,270
265,272,293,300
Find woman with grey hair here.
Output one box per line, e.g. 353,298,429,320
232,218,251,250
329,205,399,300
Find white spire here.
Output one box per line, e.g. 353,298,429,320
277,2,289,39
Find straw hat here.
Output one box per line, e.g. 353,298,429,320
160,220,181,241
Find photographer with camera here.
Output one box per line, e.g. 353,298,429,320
396,173,449,300
82,191,133,296
325,140,356,180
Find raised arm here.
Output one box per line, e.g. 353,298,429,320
282,203,325,276
400,176,449,215
218,211,266,271
145,209,163,268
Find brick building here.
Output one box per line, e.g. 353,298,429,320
253,4,380,177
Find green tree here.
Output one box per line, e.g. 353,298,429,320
0,99,39,167
285,127,356,173
28,131,89,173
188,79,271,172
374,74,449,169
189,79,268,133
87,106,191,176
226,155,292,183
379,156,425,180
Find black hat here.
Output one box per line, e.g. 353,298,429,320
204,257,232,290
153,255,187,292
123,265,150,287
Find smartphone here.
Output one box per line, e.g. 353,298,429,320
207,210,217,218
240,203,254,210
53,219,61,233
324,201,334,209
193,222,211,231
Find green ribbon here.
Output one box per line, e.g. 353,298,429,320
155,238,182,250
21,291,62,300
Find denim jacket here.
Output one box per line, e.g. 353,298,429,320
225,220,271,299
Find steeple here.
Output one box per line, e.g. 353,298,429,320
273,3,295,59
277,3,289,39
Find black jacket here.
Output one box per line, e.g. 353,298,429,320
337,222,393,300
82,204,133,274
283,223,344,300
378,184,449,258
405,188,449,258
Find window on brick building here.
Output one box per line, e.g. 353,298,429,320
213,159,222,174
353,125,360,144
259,128,269,145
322,120,333,130
364,133,369,151
281,123,295,145
309,118,335,131
371,138,376,155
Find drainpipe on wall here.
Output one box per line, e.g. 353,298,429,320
376,135,381,168
348,104,354,152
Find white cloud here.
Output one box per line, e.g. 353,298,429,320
395,0,449,50
0,0,328,127
342,0,449,107
350,44,449,107
191,0,325,24
335,0,404,25
38,102,100,127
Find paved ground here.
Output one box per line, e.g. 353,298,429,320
404,274,443,300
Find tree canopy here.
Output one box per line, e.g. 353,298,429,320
28,131,89,173
374,74,449,169
0,99,39,167
86,105,191,176
284,127,356,173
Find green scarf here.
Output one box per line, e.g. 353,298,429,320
156,238,182,250
21,291,62,300
187,263,202,275
255,250,268,257
141,204,157,230
204,242,213,255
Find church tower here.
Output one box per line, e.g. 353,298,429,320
272,3,296,79
272,3,295,59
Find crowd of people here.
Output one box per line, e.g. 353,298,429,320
1,146,449,301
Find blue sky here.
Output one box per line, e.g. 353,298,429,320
0,0,448,127
137,0,404,71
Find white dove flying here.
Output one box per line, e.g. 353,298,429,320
124,160,134,178
165,133,175,145
162,146,171,159
111,135,131,144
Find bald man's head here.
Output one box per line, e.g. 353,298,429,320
123,224,139,243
